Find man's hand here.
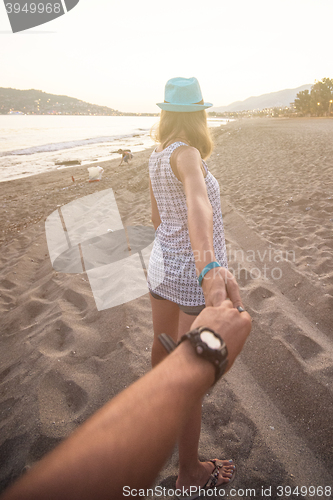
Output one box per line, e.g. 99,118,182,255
191,300,251,372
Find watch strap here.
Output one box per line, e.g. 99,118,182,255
158,327,228,385
158,333,177,353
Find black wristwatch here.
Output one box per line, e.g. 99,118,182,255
158,326,228,385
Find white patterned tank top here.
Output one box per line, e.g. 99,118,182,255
147,142,227,307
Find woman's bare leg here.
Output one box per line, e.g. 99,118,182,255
176,310,235,489
150,293,179,367
149,297,235,488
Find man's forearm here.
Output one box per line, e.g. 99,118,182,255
2,302,251,500
1,343,215,500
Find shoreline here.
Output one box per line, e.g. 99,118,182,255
0,114,159,184
1,118,333,495
0,145,155,246
0,116,231,184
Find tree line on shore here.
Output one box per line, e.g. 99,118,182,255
293,78,333,116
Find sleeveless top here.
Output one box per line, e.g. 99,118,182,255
147,142,227,307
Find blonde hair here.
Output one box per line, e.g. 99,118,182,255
151,110,213,159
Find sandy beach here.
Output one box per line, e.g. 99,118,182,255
0,118,332,498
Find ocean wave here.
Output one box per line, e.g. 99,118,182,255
0,133,138,157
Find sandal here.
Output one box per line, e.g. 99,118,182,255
203,459,237,490
175,459,237,499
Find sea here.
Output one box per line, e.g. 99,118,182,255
0,115,230,183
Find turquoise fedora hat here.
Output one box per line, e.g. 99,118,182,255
157,77,213,112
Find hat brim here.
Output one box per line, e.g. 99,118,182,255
156,102,213,112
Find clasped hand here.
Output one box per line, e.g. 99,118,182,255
201,266,243,309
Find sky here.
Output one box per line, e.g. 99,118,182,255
0,0,332,113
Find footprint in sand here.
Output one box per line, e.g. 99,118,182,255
295,236,309,248
63,289,88,315
9,298,50,330
0,293,15,304
38,370,88,436
0,279,17,291
235,267,254,288
25,298,48,320
0,367,12,384
284,327,324,361
0,292,16,312
38,320,75,357
247,286,275,312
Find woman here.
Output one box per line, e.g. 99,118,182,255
147,77,244,493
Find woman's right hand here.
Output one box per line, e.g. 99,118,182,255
201,266,244,309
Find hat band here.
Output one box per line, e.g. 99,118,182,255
164,99,204,105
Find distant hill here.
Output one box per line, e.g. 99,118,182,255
0,88,137,116
212,84,312,113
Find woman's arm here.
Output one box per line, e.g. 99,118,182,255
175,147,242,307
149,178,161,230
175,146,215,272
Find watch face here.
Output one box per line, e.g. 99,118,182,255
200,330,221,349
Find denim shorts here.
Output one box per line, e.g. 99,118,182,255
149,290,205,316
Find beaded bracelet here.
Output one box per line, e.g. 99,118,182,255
198,261,221,287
